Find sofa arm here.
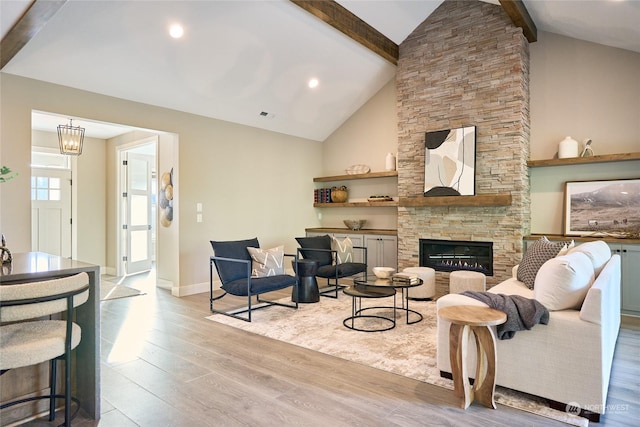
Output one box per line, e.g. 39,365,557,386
580,254,621,325
512,264,519,279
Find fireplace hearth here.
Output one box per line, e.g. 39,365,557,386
419,239,493,276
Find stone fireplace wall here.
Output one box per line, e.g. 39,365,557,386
396,0,531,296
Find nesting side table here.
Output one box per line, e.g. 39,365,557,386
438,305,507,409
293,259,320,303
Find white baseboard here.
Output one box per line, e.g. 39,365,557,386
172,280,217,297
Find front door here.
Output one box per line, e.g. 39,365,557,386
31,167,72,257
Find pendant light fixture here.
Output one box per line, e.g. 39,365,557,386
57,119,85,155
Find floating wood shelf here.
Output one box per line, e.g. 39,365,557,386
399,194,512,207
313,171,398,182
306,227,398,236
527,152,640,167
313,200,398,208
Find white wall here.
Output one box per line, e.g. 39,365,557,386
1,74,322,294
529,32,640,234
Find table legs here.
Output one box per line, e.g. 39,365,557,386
449,323,499,409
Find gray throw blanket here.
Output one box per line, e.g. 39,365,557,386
460,291,549,340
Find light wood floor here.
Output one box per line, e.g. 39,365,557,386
22,276,640,427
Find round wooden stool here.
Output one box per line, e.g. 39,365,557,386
438,305,507,409
449,270,486,294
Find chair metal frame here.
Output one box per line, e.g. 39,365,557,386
295,246,368,298
0,279,89,427
209,254,299,322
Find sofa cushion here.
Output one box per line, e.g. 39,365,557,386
567,240,611,276
533,251,595,310
517,237,565,289
331,235,353,264
247,245,285,277
296,235,332,266
489,277,534,298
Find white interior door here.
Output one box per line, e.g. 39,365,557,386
123,152,153,275
31,167,71,257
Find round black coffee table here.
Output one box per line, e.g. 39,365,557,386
343,284,396,332
353,276,424,325
292,259,320,303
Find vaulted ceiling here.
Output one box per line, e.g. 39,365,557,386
2,1,638,141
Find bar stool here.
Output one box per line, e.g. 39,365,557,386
0,272,90,427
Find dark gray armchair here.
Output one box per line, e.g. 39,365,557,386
210,238,298,322
295,234,367,298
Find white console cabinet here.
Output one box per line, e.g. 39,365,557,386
364,234,398,275
608,243,640,317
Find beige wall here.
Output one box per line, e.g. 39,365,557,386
1,74,322,295
529,32,640,234
319,79,399,230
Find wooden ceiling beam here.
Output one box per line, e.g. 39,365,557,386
499,0,537,43
290,0,398,65
1,0,66,70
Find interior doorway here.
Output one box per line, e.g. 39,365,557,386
117,137,158,277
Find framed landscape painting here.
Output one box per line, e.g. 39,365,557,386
563,178,640,237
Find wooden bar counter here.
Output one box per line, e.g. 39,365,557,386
1,252,101,422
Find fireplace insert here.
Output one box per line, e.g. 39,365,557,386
419,239,493,276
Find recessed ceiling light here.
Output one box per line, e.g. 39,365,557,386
169,24,184,39
308,78,319,89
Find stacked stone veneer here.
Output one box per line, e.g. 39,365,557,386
396,0,531,296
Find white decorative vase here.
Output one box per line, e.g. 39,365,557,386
385,152,396,171
558,136,579,159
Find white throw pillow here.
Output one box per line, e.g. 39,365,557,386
331,236,353,264
533,251,595,311
567,240,611,276
247,246,285,277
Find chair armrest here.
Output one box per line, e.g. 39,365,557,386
353,246,368,264
210,255,251,265
209,255,252,292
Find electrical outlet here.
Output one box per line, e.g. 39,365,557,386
197,213,203,223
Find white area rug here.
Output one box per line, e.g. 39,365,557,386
100,281,145,301
206,294,588,426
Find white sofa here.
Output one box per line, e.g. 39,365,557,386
436,240,621,421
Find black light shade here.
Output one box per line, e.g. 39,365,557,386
57,119,85,155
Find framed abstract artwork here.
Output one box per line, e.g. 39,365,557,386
424,126,476,196
563,178,640,236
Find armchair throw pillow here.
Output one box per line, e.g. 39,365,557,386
331,235,353,264
247,246,285,277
